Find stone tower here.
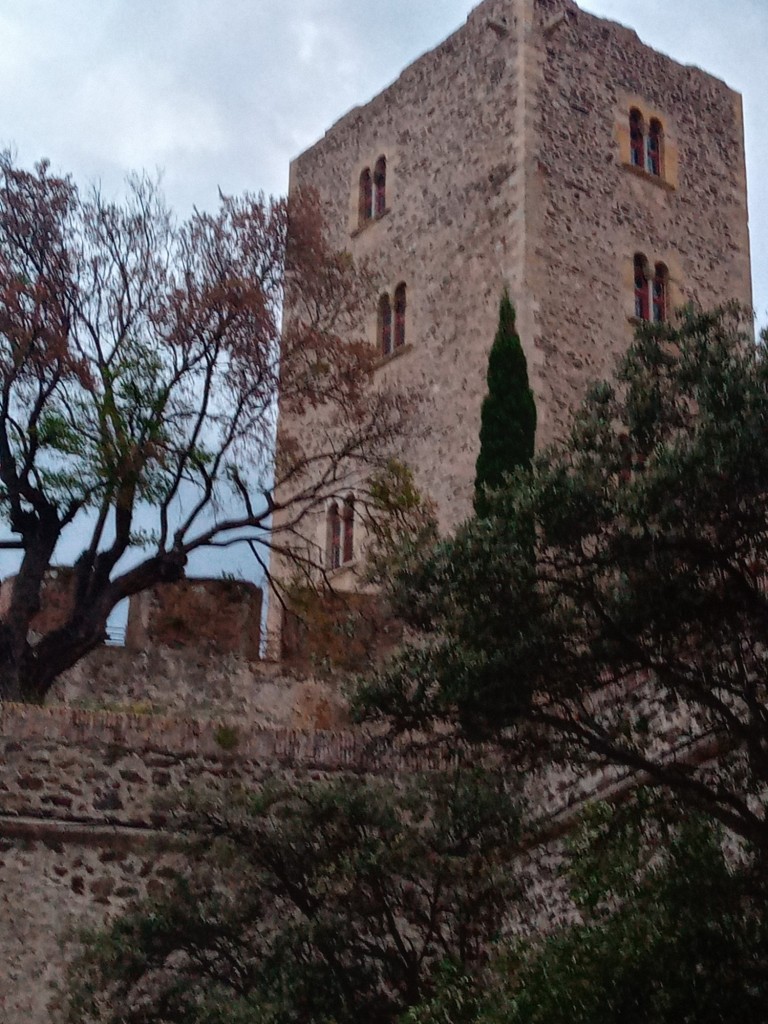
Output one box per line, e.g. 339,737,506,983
268,0,752,623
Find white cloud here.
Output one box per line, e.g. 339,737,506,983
0,0,763,310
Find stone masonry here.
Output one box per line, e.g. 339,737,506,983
269,0,752,619
0,2,755,1019
0,700,639,1023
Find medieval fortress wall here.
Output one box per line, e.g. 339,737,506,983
0,696,643,1023
276,0,750,546
0,0,754,1020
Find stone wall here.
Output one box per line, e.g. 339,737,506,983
126,577,262,660
0,697,632,1024
270,0,752,597
0,568,77,637
0,574,264,659
280,589,403,671
0,680,706,1023
527,0,751,435
0,704,370,1023
50,645,349,728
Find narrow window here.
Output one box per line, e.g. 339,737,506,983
629,109,645,169
359,168,372,226
378,293,392,356
394,282,407,349
634,254,650,320
328,503,341,569
652,263,668,322
342,495,355,564
647,119,662,177
374,156,387,217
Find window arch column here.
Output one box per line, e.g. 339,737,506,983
374,156,387,217
378,293,393,356
630,108,645,168
327,503,342,570
633,253,671,323
394,283,407,349
652,263,668,322
647,118,663,176
634,254,650,320
342,495,355,564
358,169,373,227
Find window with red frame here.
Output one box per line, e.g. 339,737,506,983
359,169,372,227
374,156,387,217
342,495,355,564
630,109,644,168
647,119,662,176
652,263,668,322
394,283,407,349
634,254,650,320
378,293,392,356
328,503,341,569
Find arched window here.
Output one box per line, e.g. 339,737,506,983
634,254,650,320
359,168,372,227
652,263,668,322
394,283,407,349
374,156,387,217
328,502,341,569
378,293,392,356
629,109,645,169
647,119,662,176
342,495,355,564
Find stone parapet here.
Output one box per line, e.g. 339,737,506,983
125,577,262,659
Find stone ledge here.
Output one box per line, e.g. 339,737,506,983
0,703,460,772
0,814,167,848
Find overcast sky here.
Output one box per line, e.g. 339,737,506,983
0,0,764,320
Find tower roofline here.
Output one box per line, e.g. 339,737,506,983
291,0,740,175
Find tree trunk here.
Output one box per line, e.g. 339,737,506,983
0,549,188,704
0,625,25,702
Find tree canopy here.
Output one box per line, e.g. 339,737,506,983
65,771,522,1024
473,292,536,518
356,305,768,851
408,795,768,1024
0,153,408,701
66,775,768,1024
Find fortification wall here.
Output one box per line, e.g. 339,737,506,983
126,577,263,661
0,699,622,1024
51,645,349,730
0,664,722,1024
0,704,370,1024
273,0,752,558
278,0,526,539
526,1,752,438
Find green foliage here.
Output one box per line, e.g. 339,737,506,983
474,292,536,517
400,961,482,1024
66,771,522,1024
356,305,768,851
402,796,768,1024
213,723,240,751
492,799,768,1024
364,458,439,586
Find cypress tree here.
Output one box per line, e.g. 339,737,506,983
473,290,536,517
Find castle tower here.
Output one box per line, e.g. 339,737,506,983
268,0,752,638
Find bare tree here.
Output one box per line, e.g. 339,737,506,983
0,153,410,701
